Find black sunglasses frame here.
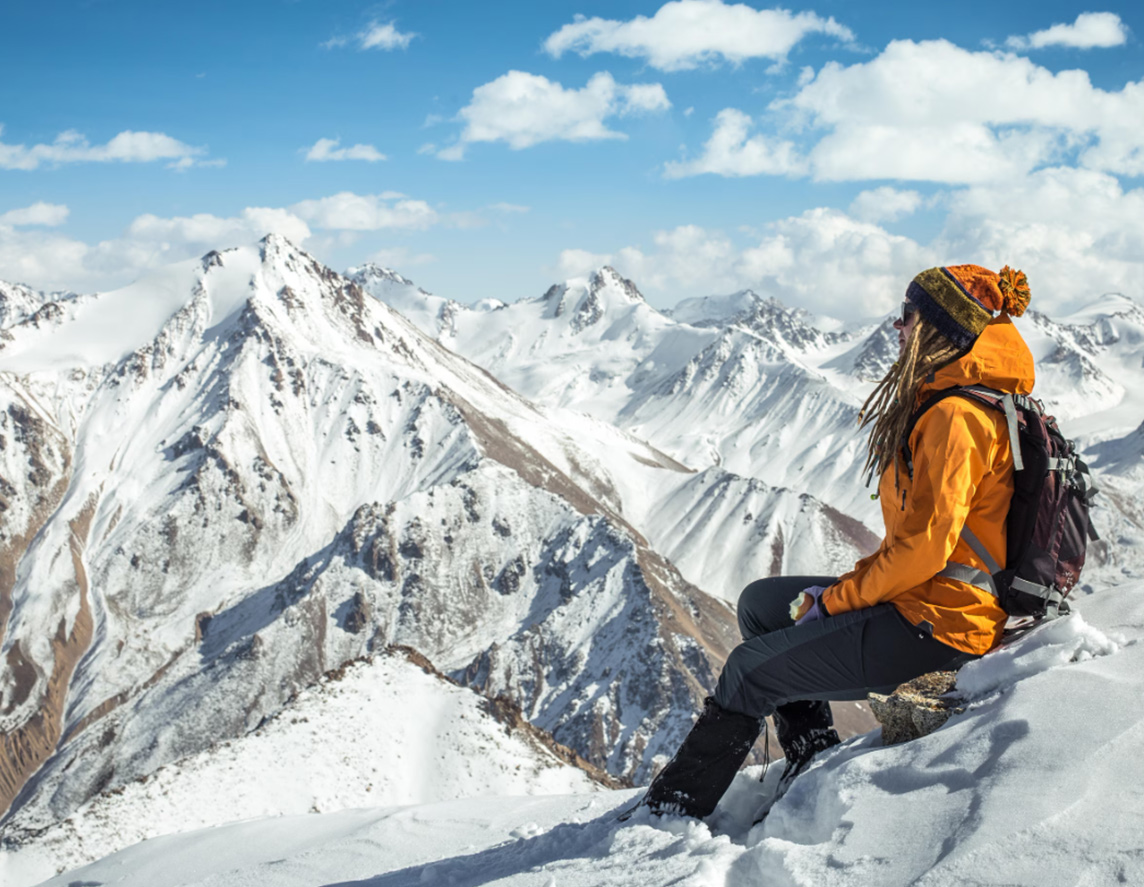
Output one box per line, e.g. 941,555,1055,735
900,300,919,324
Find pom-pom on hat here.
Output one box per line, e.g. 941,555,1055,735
905,263,1031,350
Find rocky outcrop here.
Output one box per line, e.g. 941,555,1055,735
868,671,965,745
0,495,97,816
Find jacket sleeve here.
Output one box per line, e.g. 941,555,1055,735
823,400,998,615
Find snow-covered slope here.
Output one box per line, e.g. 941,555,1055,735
356,267,1144,585
4,246,1141,885
0,646,607,885
24,580,1143,887
3,238,805,845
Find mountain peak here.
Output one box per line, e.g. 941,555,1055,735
589,266,645,303
346,262,417,289
669,290,767,327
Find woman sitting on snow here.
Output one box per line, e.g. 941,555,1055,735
638,263,1035,819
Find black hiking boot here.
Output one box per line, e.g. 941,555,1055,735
622,697,761,821
753,701,841,824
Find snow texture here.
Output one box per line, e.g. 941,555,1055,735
19,582,1144,887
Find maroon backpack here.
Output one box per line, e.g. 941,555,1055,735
903,385,1098,620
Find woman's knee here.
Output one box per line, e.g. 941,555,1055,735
737,577,794,639
737,579,772,638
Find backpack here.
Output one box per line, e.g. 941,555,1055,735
902,384,1098,621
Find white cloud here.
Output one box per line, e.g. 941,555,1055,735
664,108,806,178
1006,12,1129,50
0,191,446,294
669,40,1144,183
544,0,853,71
489,203,530,214
735,210,935,316
555,215,932,317
0,202,69,227
0,125,214,171
368,246,436,269
359,22,416,50
125,207,311,247
557,161,1144,318
0,227,91,291
556,248,618,281
0,207,310,292
848,187,925,223
936,167,1144,311
442,71,670,159
304,138,386,162
322,21,416,51
290,192,438,230
787,40,1144,181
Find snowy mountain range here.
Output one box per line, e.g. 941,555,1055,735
2,238,1143,884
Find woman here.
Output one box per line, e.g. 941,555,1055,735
639,263,1034,819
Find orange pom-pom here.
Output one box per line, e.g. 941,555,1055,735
997,265,1030,317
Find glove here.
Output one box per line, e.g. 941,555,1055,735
790,586,830,626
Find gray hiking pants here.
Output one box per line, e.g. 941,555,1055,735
713,576,978,718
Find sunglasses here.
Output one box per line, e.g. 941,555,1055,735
900,301,919,324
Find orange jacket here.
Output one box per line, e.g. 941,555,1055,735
822,315,1035,655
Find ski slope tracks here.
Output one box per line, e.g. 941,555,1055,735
27,579,1144,887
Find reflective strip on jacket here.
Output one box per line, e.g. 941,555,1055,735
821,315,1035,655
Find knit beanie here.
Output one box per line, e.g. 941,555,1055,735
905,264,1031,350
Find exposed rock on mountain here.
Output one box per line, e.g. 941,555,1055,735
356,268,1144,595
3,237,822,838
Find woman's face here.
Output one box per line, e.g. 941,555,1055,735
893,301,919,355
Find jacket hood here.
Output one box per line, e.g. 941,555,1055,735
923,314,1035,397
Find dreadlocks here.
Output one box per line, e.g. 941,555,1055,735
858,317,967,489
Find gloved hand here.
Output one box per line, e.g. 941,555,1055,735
789,586,830,626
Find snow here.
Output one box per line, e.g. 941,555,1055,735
1,652,600,886
20,581,1144,887
4,246,1144,887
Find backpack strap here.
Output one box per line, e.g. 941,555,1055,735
906,387,1037,605
901,385,1024,480
957,385,1024,471
937,526,1000,597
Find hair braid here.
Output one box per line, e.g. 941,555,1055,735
859,318,967,489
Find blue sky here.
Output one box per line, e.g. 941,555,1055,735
2,1,1142,318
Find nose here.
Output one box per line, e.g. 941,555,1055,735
892,316,904,329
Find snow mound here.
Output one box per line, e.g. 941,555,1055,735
956,612,1123,699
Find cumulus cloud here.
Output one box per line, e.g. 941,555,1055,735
1006,12,1129,50
555,215,933,317
671,40,1144,183
0,191,445,294
557,161,1144,319
0,207,310,292
0,202,69,226
125,207,311,247
0,125,214,171
304,138,386,162
441,71,670,159
848,187,925,223
290,192,438,230
489,202,530,214
664,108,806,178
368,246,436,268
556,248,616,280
0,227,92,291
544,0,853,71
938,167,1144,307
322,21,416,51
787,40,1144,181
